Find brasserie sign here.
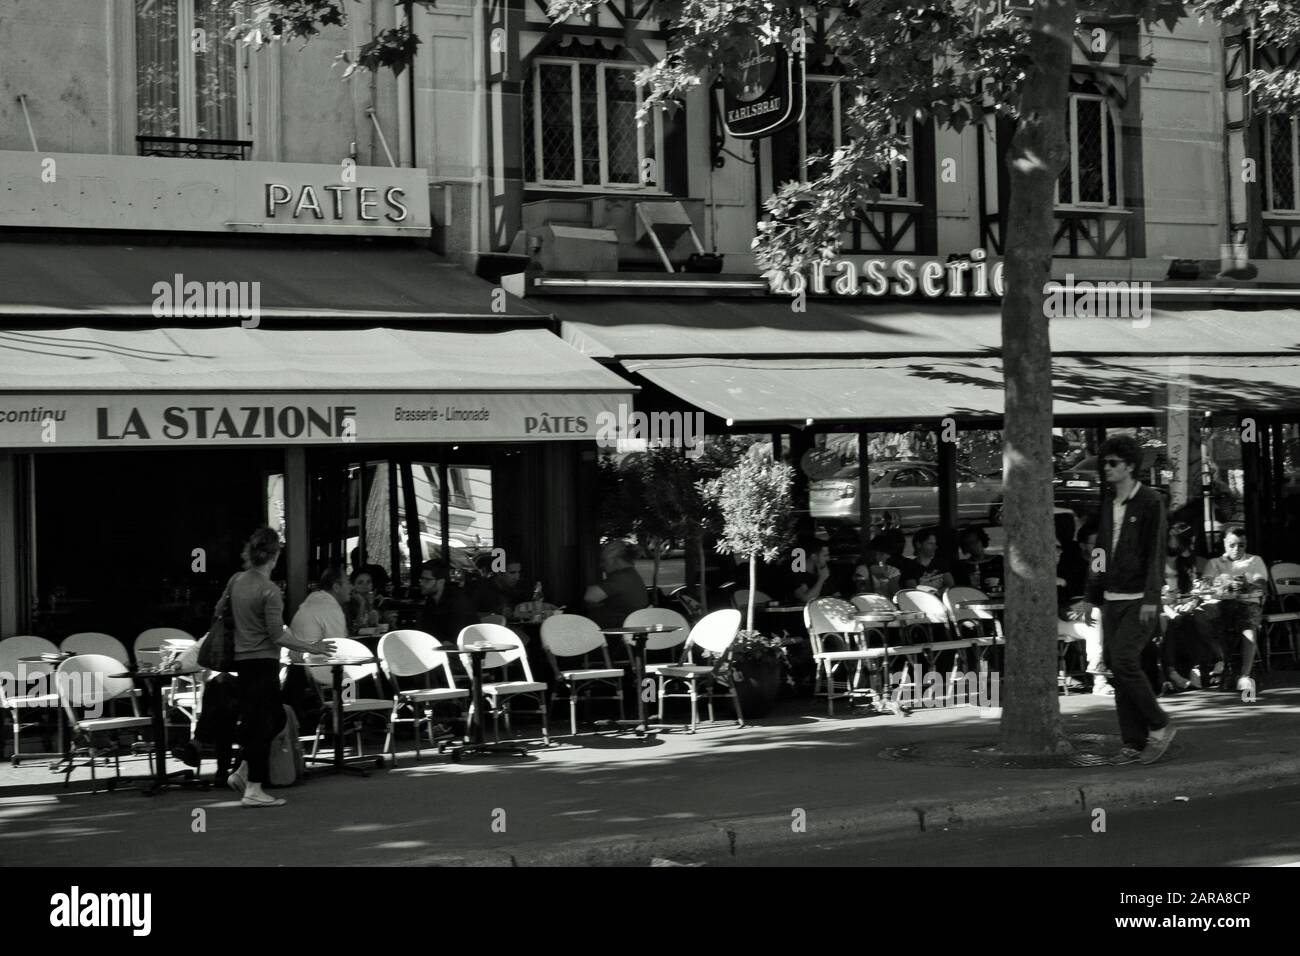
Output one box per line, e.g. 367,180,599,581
0,150,430,236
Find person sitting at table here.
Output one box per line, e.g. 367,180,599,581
782,537,839,605
953,526,1005,595
293,567,353,648
1160,522,1212,691
857,537,901,600
473,554,525,621
349,564,390,632
584,540,649,633
1203,527,1267,693
894,528,954,593
418,559,479,644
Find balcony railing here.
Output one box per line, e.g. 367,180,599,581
982,207,1134,259
136,135,252,161
841,201,925,255
1262,216,1300,259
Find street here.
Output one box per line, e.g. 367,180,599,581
715,783,1300,867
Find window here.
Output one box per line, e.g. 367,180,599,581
135,0,241,140
790,77,911,199
523,59,662,189
1265,114,1299,213
1058,92,1121,207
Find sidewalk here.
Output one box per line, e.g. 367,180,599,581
2,675,1298,866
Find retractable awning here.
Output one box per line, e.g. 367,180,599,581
621,355,1300,424
0,327,634,448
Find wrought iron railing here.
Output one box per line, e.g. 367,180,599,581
136,135,252,160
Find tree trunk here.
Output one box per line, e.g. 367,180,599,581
998,0,1075,755
651,538,662,591
746,555,757,634
696,534,709,613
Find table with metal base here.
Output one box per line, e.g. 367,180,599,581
110,666,209,796
293,657,386,777
447,642,530,762
597,625,681,738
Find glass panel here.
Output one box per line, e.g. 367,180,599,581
1269,115,1296,211
603,67,641,184
523,68,536,181
804,80,837,178
896,120,910,199
538,63,575,181
579,63,600,184
1076,98,1104,203
192,0,238,139
1059,102,1074,204
1105,104,1118,206
136,0,181,137
446,465,495,556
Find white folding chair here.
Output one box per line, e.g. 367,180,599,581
62,633,130,666
0,636,62,762
377,630,469,764
1262,562,1300,669
56,654,152,793
655,609,744,733
805,598,888,716
944,586,1005,670
541,614,625,735
457,624,550,745
304,637,394,764
623,607,691,675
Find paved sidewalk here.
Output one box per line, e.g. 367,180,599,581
2,676,1297,866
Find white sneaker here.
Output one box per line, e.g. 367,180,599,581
1092,676,1115,696
1237,676,1256,696
1188,667,1202,690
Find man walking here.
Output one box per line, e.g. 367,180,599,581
1082,436,1176,765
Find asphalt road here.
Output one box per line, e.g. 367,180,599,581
715,783,1300,867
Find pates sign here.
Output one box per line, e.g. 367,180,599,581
721,41,805,139
264,184,409,223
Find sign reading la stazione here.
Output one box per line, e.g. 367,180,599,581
0,150,430,236
0,392,626,449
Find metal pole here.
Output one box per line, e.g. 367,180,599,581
17,95,39,152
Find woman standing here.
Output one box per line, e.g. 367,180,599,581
226,528,335,808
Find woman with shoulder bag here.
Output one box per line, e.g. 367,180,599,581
225,528,335,808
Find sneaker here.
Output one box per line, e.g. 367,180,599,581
1092,676,1115,696
1236,676,1256,696
1109,747,1142,765
1139,723,1177,765
241,794,286,808
1188,668,1202,690
1168,671,1190,691
226,769,246,795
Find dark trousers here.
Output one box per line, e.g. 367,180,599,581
1101,599,1169,750
194,672,241,777
1161,611,1214,679
233,660,285,784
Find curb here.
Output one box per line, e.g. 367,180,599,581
410,750,1300,866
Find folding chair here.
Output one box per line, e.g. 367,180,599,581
304,637,394,765
1261,562,1300,669
540,614,625,735
377,629,468,764
56,654,152,793
457,624,550,745
655,609,744,733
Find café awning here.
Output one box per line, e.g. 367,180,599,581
0,327,634,447
621,355,1300,424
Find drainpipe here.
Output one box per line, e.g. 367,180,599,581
405,0,417,168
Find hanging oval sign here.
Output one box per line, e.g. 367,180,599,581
722,41,805,139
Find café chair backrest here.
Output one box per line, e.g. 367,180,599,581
540,614,605,659
895,589,952,627
458,624,533,678
733,590,772,611
1270,562,1300,595
0,636,59,706
378,630,458,688
305,636,380,687
623,607,690,652
806,598,861,639
850,593,895,616
944,586,994,622
134,628,195,667
62,633,129,667
685,609,741,659
56,654,136,721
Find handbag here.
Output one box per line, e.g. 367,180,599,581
198,573,240,672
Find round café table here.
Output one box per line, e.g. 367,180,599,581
109,664,207,796
15,653,74,769
447,642,530,762
598,624,681,738
291,655,386,777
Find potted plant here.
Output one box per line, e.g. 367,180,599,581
699,453,795,717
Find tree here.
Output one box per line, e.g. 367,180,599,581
241,0,1300,754
699,456,796,635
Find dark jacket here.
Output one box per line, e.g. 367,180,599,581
419,585,479,643
1086,484,1167,605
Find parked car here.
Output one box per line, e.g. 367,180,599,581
809,459,1003,530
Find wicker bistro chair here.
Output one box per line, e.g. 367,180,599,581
1261,563,1300,669
540,614,625,736
943,587,1006,671
893,589,977,694
805,598,889,716
0,635,62,762
457,624,551,746
56,654,153,793
655,609,744,734
377,630,469,764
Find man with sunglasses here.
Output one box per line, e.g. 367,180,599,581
1081,436,1176,765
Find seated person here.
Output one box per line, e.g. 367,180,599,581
584,540,650,632
1203,527,1267,692
953,526,1005,595
782,537,839,605
1160,521,1212,691
349,563,391,632
858,537,901,600
473,554,525,621
417,559,479,645
894,528,954,593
